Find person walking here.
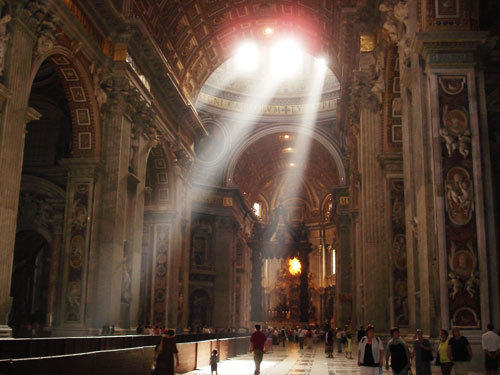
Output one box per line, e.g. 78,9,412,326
250,324,267,375
437,329,453,375
298,327,306,349
154,329,179,375
358,324,384,375
386,327,410,375
325,327,334,358
482,323,499,375
447,328,472,375
358,326,366,343
210,349,218,375
412,329,433,375
336,328,343,353
281,327,286,348
265,329,273,354
346,332,353,359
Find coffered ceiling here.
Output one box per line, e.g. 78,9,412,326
233,132,339,215
132,0,345,99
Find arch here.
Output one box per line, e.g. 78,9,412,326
224,125,346,187
27,46,101,157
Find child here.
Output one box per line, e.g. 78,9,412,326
345,332,353,359
210,349,218,375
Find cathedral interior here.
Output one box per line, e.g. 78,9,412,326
0,0,499,373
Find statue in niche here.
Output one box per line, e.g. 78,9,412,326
121,254,132,304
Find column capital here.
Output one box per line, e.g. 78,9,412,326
59,157,101,178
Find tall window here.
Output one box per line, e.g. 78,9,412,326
253,202,261,217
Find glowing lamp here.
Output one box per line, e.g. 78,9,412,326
289,258,302,275
264,27,274,35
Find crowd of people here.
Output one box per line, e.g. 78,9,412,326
148,322,499,375
248,323,499,375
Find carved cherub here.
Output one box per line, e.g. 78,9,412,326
440,127,457,156
458,129,472,159
465,271,479,298
446,182,460,205
448,272,461,299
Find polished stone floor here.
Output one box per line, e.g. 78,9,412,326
186,342,361,375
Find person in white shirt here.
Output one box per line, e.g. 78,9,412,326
298,327,306,349
482,323,500,375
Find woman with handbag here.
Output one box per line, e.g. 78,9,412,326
437,329,453,375
412,329,433,375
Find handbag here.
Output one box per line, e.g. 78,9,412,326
422,348,434,362
435,352,441,366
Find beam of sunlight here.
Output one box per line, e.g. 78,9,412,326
278,57,329,207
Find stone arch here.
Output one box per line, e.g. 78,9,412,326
224,125,346,187
27,46,101,157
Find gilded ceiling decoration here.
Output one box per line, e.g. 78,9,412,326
132,0,339,99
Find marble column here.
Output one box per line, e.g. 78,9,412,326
359,105,391,332
249,241,264,322
0,19,35,337
213,217,236,327
91,64,132,331
298,242,311,323
45,221,63,328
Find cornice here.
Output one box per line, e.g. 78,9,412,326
412,31,490,64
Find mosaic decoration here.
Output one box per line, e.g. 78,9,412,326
438,75,481,329
153,225,170,326
65,183,91,322
390,179,409,327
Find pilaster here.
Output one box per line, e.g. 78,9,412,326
411,31,494,336
53,158,100,335
0,19,36,336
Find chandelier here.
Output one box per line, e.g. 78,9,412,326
288,257,302,275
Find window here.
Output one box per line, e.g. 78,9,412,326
253,202,261,217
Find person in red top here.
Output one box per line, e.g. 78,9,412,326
250,324,267,375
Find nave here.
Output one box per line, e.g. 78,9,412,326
187,344,360,375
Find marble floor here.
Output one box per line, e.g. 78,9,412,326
185,342,361,375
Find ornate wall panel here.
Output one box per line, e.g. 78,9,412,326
420,0,479,32
384,46,403,149
437,75,480,328
390,179,408,327
64,183,92,322
153,225,170,326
